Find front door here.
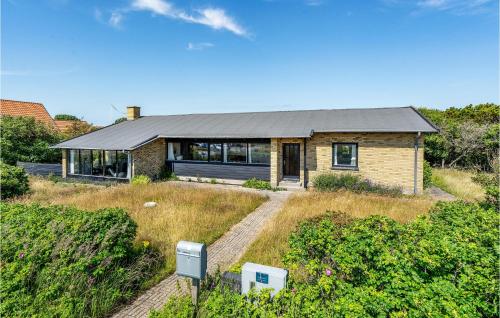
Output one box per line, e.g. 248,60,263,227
282,143,300,178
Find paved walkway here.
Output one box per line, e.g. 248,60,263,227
425,186,456,201
113,184,292,318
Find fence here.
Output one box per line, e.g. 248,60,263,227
17,162,62,177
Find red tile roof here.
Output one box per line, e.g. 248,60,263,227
0,99,55,127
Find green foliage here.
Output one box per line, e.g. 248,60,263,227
54,114,80,121
243,178,273,190
158,166,179,181
419,104,499,171
150,296,194,318
243,178,283,191
423,160,432,188
0,115,62,164
114,117,127,124
0,163,29,199
157,202,499,317
131,175,151,185
313,173,402,196
472,171,499,211
0,203,162,317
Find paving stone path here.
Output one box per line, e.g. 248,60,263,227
113,184,292,318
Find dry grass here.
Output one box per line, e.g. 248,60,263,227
17,177,267,275
431,168,485,201
238,191,436,268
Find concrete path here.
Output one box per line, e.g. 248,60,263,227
112,184,291,318
425,186,456,201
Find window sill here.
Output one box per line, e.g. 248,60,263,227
331,166,359,171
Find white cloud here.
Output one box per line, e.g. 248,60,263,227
386,0,496,14
94,8,103,22
109,11,124,28
131,0,174,16
129,0,248,36
186,42,214,51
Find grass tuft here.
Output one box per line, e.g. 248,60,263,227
431,168,485,201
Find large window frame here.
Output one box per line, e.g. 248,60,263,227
332,142,358,170
67,149,130,179
166,139,271,166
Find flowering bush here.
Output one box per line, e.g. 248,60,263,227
154,201,499,317
0,203,162,317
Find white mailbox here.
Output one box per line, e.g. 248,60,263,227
176,241,207,280
241,262,287,297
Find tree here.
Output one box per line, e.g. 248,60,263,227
114,117,127,124
419,104,500,171
54,114,80,121
63,120,98,139
0,116,62,164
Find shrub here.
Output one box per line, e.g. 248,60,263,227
157,201,499,317
158,166,179,181
0,115,62,164
0,203,162,317
131,174,151,185
423,160,432,188
0,162,29,199
313,173,402,196
243,178,273,190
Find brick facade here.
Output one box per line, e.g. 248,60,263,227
131,138,166,179
270,138,305,187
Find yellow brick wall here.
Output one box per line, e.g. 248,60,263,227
270,138,305,187
306,132,424,193
61,150,67,178
131,138,166,179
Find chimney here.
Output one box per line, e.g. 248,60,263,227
127,106,141,120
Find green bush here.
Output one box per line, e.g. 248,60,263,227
156,201,499,317
0,115,62,165
243,178,273,190
131,174,151,185
423,160,432,188
0,162,29,199
0,203,162,317
313,173,402,196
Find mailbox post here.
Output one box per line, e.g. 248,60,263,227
176,241,207,306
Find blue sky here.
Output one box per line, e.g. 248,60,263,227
2,0,498,125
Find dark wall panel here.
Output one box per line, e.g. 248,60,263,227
173,162,270,181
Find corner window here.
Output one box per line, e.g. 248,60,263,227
333,143,357,168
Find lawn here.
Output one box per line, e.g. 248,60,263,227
237,190,436,268
17,177,267,278
431,168,485,201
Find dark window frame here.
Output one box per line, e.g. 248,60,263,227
67,149,130,179
166,139,271,167
332,142,358,170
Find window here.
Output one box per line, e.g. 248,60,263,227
80,150,92,175
188,142,208,161
68,149,129,178
248,143,270,164
117,152,129,178
104,151,117,177
69,150,78,174
226,143,247,163
92,150,103,175
167,142,181,160
333,143,357,168
209,143,222,162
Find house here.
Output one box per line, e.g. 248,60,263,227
0,99,55,128
52,106,438,193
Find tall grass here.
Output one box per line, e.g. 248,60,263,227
237,191,435,268
431,168,485,201
17,178,267,280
